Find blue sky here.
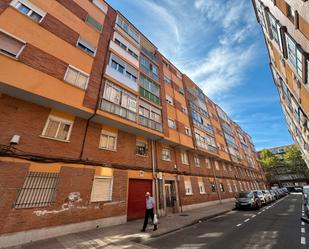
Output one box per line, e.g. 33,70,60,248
105,0,294,150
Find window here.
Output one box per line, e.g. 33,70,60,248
184,180,193,195
0,30,25,58
15,172,59,208
285,33,303,77
42,115,73,141
255,0,266,29
86,15,102,32
214,161,220,170
205,158,211,169
166,94,174,105
233,182,238,192
92,0,107,14
198,181,206,194
185,127,191,136
110,53,138,83
90,177,113,202
77,37,96,56
219,183,225,192
210,182,216,192
140,75,160,105
168,118,176,129
114,35,138,60
194,156,200,167
64,66,89,89
140,54,159,81
181,151,189,165
162,148,171,161
116,15,139,43
228,165,232,172
163,60,169,68
222,163,227,171
136,140,148,156
239,182,244,192
268,13,280,46
179,87,185,95
138,100,162,132
11,0,46,23
99,129,117,151
164,76,171,84
181,105,188,114
286,3,295,22
227,182,233,193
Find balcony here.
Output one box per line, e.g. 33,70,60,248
100,99,137,122
141,46,157,63
138,115,162,132
109,40,139,68
105,65,138,92
140,64,159,82
196,141,218,154
193,120,213,134
189,101,209,118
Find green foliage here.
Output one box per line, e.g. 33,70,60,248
259,149,281,168
284,145,307,174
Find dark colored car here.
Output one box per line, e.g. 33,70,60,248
235,191,262,210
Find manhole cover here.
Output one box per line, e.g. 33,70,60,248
179,214,189,216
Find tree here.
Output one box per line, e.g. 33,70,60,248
259,149,281,168
284,145,308,175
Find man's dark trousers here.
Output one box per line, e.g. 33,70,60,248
142,208,157,230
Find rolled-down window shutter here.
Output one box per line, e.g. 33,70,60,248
90,177,113,202
0,32,24,57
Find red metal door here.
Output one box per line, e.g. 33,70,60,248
127,179,152,221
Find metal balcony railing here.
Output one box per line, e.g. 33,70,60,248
138,115,163,132
140,64,159,82
141,46,158,62
100,99,137,122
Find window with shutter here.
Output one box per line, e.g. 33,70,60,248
42,115,73,141
0,31,25,58
64,66,89,89
90,177,113,202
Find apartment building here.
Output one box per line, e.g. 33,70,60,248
0,0,266,246
252,0,309,167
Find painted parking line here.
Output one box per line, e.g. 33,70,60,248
301,227,305,233
251,215,256,218
302,222,305,226
257,212,262,214
244,218,250,223
236,224,242,227
301,237,306,245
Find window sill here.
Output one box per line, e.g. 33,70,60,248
136,154,148,158
199,192,206,195
39,135,70,143
182,162,189,165
185,193,193,196
162,158,172,162
99,147,117,152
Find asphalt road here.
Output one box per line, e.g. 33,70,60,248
144,193,308,249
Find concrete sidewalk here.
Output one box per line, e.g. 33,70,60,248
7,200,235,249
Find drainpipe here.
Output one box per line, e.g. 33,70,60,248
211,159,222,204
151,140,159,214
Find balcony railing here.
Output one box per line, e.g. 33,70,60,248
140,64,159,82
100,99,137,122
193,120,213,134
138,115,162,132
141,46,158,62
189,101,209,118
196,141,218,154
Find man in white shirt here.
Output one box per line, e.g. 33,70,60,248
141,192,157,232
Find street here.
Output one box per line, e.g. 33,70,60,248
144,193,307,249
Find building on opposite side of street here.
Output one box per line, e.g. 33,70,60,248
252,0,309,167
0,0,266,246
258,144,309,188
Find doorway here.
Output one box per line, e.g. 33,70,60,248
164,180,177,214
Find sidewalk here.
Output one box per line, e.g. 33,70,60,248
7,200,235,249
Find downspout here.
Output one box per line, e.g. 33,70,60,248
151,140,159,214
211,159,222,204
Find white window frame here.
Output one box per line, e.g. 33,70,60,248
41,115,73,142
136,140,148,156
99,129,117,151
90,176,113,202
185,127,192,136
168,118,176,129
0,29,26,59
181,151,189,165
198,181,206,194
184,180,193,195
205,158,211,169
76,37,97,56
214,161,220,170
227,182,233,193
10,0,46,23
166,94,174,105
194,156,200,167
64,65,89,90
162,148,171,161
92,0,108,14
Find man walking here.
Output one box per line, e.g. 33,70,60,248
141,192,158,232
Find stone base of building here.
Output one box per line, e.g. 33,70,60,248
0,215,127,248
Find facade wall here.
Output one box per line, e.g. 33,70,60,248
0,0,266,243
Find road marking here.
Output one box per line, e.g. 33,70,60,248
244,218,250,223
301,237,306,245
258,212,262,214
301,227,305,233
236,223,242,227
302,222,305,226
251,215,256,218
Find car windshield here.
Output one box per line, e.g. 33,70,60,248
238,192,253,198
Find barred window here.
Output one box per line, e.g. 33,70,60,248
15,172,59,208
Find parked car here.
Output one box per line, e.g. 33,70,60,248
262,190,272,204
269,190,277,201
235,191,262,210
273,189,282,199
303,185,309,202
281,187,289,194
